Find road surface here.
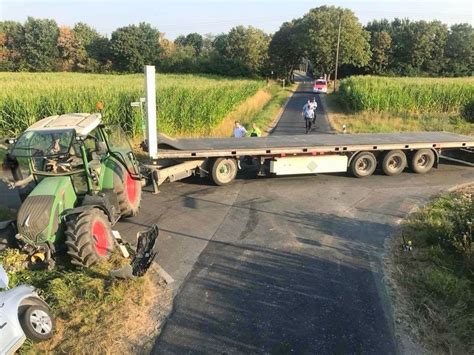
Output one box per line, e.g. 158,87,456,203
115,81,474,354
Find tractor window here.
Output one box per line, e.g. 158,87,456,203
11,130,74,158
103,125,139,175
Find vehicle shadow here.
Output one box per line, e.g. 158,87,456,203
152,210,396,354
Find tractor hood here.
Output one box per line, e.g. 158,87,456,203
17,176,77,245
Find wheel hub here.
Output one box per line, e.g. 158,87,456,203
92,220,108,257
388,156,401,169
219,164,230,176
358,158,369,171
30,309,52,334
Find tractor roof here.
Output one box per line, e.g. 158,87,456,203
27,113,102,136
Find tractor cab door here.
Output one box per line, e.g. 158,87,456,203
102,125,140,177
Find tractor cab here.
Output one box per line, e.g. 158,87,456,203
7,113,139,195
4,113,142,268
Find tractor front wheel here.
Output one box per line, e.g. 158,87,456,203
65,208,114,267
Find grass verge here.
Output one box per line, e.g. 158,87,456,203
387,186,473,353
324,93,474,135
208,81,295,137
0,249,170,353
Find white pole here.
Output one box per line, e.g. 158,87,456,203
145,65,157,160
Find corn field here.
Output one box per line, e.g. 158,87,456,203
0,72,264,137
339,76,474,114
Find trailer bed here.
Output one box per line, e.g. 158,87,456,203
156,132,473,159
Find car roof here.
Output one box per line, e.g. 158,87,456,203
26,113,102,136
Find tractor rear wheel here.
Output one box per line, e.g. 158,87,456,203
65,208,114,267
113,164,141,217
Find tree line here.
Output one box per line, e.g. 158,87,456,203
1,6,472,79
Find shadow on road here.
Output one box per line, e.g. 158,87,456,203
153,211,395,353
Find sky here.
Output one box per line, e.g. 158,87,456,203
1,0,473,39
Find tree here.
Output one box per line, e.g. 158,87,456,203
388,19,451,75
110,22,161,72
0,21,26,70
223,26,270,75
212,34,228,56
444,23,474,76
369,31,392,74
72,22,111,71
159,36,196,72
57,26,81,71
298,6,371,78
269,21,302,80
174,35,187,47
185,33,203,55
23,17,59,71
174,33,204,56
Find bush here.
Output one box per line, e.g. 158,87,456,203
412,191,473,260
460,101,474,123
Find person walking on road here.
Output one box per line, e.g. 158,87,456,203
310,97,318,124
302,100,314,134
233,121,247,138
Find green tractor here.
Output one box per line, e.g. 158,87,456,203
2,113,142,267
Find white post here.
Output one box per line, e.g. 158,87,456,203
145,65,157,160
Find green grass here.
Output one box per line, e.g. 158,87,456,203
248,83,295,132
0,72,264,138
391,187,473,353
325,90,474,135
339,76,474,114
0,249,161,353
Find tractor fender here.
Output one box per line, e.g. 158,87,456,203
62,194,118,225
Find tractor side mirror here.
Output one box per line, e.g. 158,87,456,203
0,266,9,289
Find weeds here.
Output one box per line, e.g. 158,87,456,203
0,249,167,353
390,187,474,353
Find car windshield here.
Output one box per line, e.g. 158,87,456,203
316,80,326,85
11,129,75,158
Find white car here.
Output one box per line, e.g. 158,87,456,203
0,265,55,354
313,79,328,94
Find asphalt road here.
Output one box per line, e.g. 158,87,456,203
115,82,474,354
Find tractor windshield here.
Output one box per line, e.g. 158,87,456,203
11,129,75,158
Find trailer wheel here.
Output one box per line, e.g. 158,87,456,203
65,208,114,267
350,152,377,178
211,158,238,186
411,149,435,174
382,150,407,176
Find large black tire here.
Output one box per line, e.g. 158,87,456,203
350,152,377,178
211,158,238,186
113,164,142,217
65,208,114,267
410,149,435,174
19,305,55,342
382,150,407,176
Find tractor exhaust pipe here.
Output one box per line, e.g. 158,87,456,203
145,65,158,160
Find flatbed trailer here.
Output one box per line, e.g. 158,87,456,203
139,66,473,190
145,131,474,189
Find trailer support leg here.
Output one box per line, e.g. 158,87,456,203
151,170,160,194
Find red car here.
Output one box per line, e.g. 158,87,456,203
313,79,327,94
